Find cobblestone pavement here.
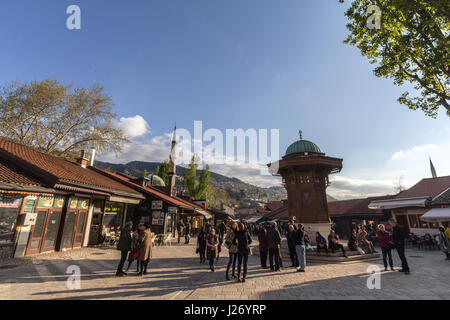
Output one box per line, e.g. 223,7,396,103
1,239,449,300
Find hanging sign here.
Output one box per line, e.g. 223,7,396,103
53,197,65,208
23,212,38,226
151,200,163,210
69,199,78,209
168,206,177,214
152,211,164,225
23,196,37,213
0,195,22,208
77,198,90,210
37,196,54,208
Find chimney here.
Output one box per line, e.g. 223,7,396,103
76,150,89,168
89,148,96,167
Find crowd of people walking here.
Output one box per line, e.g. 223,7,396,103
116,216,450,280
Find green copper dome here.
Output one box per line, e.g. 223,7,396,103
285,139,322,155
144,174,166,187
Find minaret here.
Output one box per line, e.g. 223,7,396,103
168,124,177,196
429,156,437,178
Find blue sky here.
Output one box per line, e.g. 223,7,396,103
1,0,449,199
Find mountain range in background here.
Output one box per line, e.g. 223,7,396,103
95,160,336,208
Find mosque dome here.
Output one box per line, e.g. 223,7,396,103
285,131,322,155
144,174,166,187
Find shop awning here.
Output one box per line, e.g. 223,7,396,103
109,195,141,204
246,216,263,223
420,208,450,222
368,197,428,210
194,208,212,219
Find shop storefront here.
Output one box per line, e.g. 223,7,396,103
182,213,206,236
25,195,65,255
0,195,23,246
0,138,145,259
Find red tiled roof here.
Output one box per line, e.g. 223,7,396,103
396,176,450,200
256,207,269,214
0,139,141,197
92,167,194,209
263,204,288,220
328,195,396,216
266,201,284,211
0,160,45,187
327,198,364,215
262,195,396,220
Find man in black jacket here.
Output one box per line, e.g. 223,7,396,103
388,218,410,274
176,221,184,244
266,222,282,271
116,221,133,276
218,221,227,244
286,224,298,267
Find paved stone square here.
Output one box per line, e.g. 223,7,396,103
0,239,449,300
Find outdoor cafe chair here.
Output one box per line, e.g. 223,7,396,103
163,234,172,246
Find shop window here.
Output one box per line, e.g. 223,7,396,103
418,215,429,228
103,202,124,232
408,215,419,228
62,211,77,246
93,200,104,213
165,214,173,233
77,212,87,233
428,221,439,229
0,195,23,244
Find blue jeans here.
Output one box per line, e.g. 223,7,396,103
227,252,237,275
381,247,393,268
295,245,306,271
209,250,216,271
237,252,249,275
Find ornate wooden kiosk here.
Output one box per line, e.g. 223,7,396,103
269,131,343,237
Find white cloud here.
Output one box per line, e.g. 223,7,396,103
115,115,150,138
330,141,450,200
392,151,404,159
327,176,395,200
99,134,171,164
391,144,437,159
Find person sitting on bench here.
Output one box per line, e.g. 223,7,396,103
357,227,376,254
315,232,328,256
328,230,348,258
348,229,358,251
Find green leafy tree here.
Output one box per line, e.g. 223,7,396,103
198,164,210,198
339,0,449,117
0,79,130,157
155,160,170,185
182,155,210,199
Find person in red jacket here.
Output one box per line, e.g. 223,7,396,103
377,224,394,271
